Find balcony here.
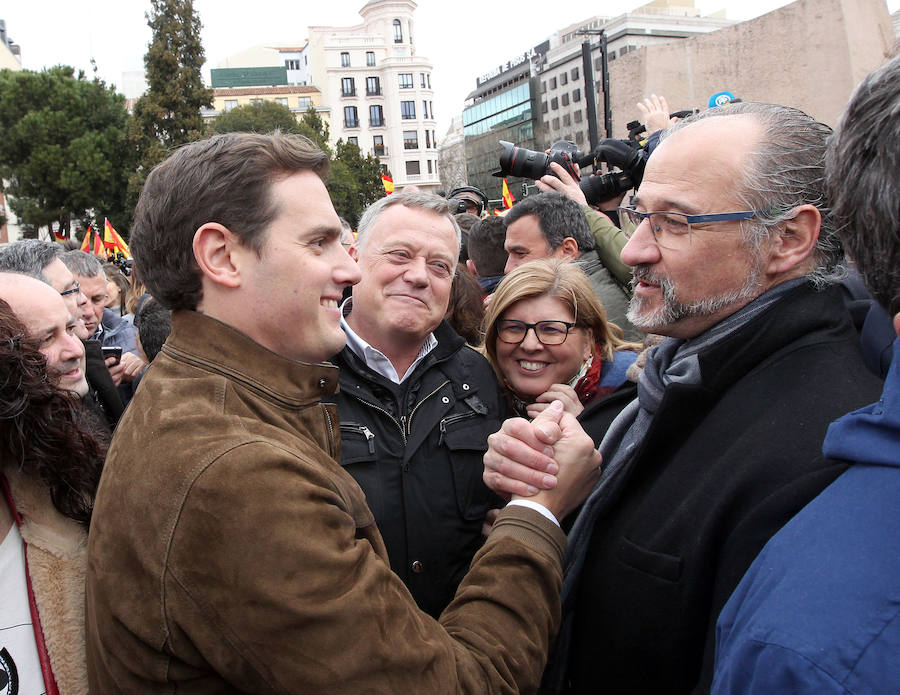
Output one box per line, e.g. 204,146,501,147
366,88,382,96
372,146,388,157
344,119,359,129
341,88,356,98
369,118,385,128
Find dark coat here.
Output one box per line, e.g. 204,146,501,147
326,320,504,617
560,282,884,694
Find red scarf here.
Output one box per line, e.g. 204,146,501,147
573,357,617,405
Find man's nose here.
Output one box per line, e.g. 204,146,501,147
620,218,661,267
403,257,429,285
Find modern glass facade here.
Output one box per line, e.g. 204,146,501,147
462,75,539,206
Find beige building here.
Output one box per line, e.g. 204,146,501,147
606,0,895,134
209,85,323,118
308,0,440,191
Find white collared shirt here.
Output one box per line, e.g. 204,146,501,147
340,300,438,384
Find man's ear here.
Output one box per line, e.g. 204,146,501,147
193,223,243,289
764,204,821,276
349,242,360,262
466,258,479,276
558,237,581,261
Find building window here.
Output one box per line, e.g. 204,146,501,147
403,130,419,149
430,101,434,119
347,136,358,146
562,93,570,106
393,19,403,43
551,97,558,111
344,106,359,128
366,51,375,66
398,73,413,89
250,99,263,105
420,72,426,88
571,67,580,81
275,97,288,106
298,97,312,110
575,131,585,144
426,73,431,89
426,130,431,148
406,160,420,176
373,135,385,156
366,76,381,95
285,59,300,70
560,72,568,85
341,77,355,97
369,104,384,127
572,88,581,103
552,117,560,130
427,160,433,174
574,109,583,123
422,100,429,119
224,99,237,112
549,77,557,90
541,81,547,94
341,52,350,67
401,101,416,119
563,114,571,127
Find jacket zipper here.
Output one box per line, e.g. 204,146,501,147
437,410,478,447
339,422,376,455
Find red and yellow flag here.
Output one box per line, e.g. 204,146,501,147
80,225,93,252
104,218,131,258
92,228,104,257
501,178,516,209
381,173,394,195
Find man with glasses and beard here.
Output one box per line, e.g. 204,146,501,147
482,102,883,694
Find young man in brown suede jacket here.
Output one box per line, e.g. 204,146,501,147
84,131,601,694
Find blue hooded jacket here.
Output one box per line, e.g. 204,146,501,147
711,339,900,694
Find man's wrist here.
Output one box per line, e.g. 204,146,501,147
506,499,560,527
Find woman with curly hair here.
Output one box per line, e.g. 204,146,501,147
0,297,106,695
482,259,642,442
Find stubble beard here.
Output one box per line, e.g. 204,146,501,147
626,263,763,334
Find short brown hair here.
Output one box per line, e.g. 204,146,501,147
131,132,329,311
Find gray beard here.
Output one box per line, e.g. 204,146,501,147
626,263,762,334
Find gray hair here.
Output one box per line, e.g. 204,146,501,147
662,102,843,285
503,192,595,254
356,191,462,262
826,54,900,315
0,239,64,281
62,250,104,278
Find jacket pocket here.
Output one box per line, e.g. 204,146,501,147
338,422,381,515
615,536,683,583
442,413,498,521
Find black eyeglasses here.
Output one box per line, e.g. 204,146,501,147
497,319,577,345
618,206,767,249
60,281,81,298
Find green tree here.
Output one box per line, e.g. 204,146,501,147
294,107,383,226
0,66,134,238
210,101,302,135
128,0,212,207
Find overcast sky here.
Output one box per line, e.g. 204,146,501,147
4,0,897,136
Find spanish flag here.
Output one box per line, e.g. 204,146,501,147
104,218,131,258
80,225,93,252
381,173,394,195
92,229,105,257
501,178,515,209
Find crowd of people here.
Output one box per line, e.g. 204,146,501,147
0,52,897,694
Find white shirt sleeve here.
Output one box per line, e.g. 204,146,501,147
506,499,560,527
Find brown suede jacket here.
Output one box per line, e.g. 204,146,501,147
85,310,566,694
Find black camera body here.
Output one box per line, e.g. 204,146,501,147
495,138,648,206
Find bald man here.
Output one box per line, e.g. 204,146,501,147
0,272,89,397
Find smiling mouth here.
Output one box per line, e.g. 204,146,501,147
518,360,549,372
321,298,339,309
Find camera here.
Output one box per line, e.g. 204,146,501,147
447,186,488,216
495,138,648,206
495,140,583,181
110,253,133,277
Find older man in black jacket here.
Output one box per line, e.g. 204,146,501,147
484,102,884,694
326,191,504,617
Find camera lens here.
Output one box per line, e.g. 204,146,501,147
497,141,551,180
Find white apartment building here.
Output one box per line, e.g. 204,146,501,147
308,0,440,191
